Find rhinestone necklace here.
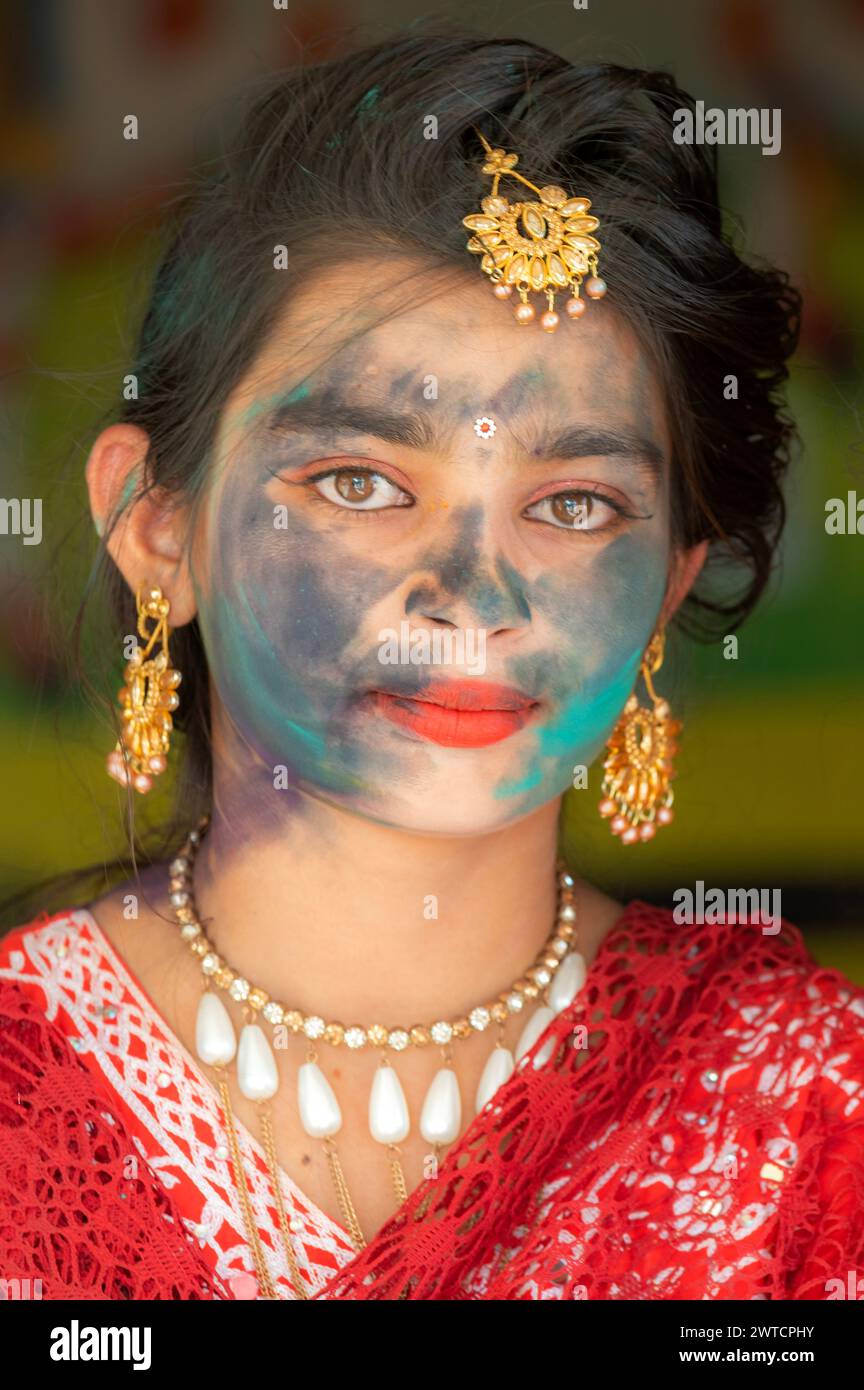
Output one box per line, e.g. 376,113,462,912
168,816,587,1299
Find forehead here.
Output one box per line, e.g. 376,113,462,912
222,257,669,447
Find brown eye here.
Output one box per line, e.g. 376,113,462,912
335,469,375,501
551,492,593,527
309,467,414,511
523,488,623,533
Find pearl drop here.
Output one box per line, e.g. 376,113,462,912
514,1005,555,1063
639,822,656,840
195,992,237,1068
565,297,586,318
148,754,167,773
514,302,535,324
540,310,559,332
229,1273,259,1300
585,276,607,299
475,1046,515,1113
369,1063,410,1144
657,806,674,824
493,282,513,298
133,772,152,794
298,1060,342,1138
419,1067,461,1145
106,752,128,786
621,826,639,845
610,815,627,835
548,951,587,1014
533,1034,557,1069
237,1023,279,1102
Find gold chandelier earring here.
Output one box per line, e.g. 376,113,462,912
598,629,681,844
106,583,181,795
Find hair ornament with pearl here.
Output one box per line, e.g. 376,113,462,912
462,128,607,332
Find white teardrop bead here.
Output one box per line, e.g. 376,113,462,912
369,1063,410,1144
237,1023,279,1101
533,1033,557,1070
514,1005,555,1064
475,1045,515,1114
298,1061,342,1138
419,1067,461,1145
195,991,237,1067
548,950,587,1014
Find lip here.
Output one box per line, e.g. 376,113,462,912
366,678,540,748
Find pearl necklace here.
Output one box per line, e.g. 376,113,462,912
168,817,587,1299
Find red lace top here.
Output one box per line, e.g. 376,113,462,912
1,902,863,1300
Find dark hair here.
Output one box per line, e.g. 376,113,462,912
11,26,803,913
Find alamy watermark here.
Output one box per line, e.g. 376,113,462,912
673,102,781,156
377,620,487,675
0,497,42,545
825,490,864,534
672,881,781,935
49,1319,151,1369
0,1276,42,1299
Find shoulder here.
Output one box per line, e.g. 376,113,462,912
0,908,92,996
0,916,228,1299
619,899,864,1122
617,897,864,1016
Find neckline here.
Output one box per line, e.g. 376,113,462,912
67,896,644,1294
67,906,357,1254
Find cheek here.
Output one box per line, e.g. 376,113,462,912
194,478,400,739
509,532,669,766
233,481,401,644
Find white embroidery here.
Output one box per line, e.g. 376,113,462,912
1,912,356,1299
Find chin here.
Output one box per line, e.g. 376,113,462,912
317,769,558,837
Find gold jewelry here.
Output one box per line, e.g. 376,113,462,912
598,629,681,844
169,818,586,1299
106,583,181,794
462,128,607,332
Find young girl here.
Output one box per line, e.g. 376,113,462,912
2,31,862,1301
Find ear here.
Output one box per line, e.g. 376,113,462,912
660,538,709,626
85,423,198,626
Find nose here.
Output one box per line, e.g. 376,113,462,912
405,512,531,635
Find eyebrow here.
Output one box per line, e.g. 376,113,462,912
264,397,664,478
266,398,437,450
530,425,664,480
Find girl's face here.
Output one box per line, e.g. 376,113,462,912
190,261,676,835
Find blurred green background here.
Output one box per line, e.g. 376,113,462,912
1,1,862,978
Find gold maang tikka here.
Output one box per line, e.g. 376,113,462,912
462,128,607,331
599,630,681,844
106,583,181,794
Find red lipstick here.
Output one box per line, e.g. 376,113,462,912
368,678,539,748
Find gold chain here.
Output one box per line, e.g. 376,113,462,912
174,818,578,1300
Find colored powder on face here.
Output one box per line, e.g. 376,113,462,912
537,645,642,758
203,584,329,763
241,380,310,431
492,644,643,800
494,765,545,798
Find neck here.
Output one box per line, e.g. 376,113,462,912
190,791,564,1025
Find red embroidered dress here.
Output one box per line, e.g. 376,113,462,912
1,902,863,1300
